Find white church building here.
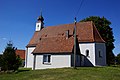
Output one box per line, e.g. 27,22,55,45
25,14,106,70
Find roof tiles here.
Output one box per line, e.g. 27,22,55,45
27,21,105,53
16,50,25,60
33,37,74,54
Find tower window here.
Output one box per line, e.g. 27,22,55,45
37,25,39,27
86,50,89,57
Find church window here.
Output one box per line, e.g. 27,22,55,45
43,54,51,64
99,51,102,58
86,50,89,57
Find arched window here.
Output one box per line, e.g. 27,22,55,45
86,50,89,57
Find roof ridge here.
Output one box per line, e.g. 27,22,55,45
45,21,92,28
45,23,73,28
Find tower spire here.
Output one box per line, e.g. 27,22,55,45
40,9,42,16
36,11,44,31
37,10,44,22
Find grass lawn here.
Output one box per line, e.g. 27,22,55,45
0,67,120,80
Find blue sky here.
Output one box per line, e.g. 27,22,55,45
0,0,120,55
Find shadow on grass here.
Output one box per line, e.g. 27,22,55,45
18,69,30,72
15,68,31,74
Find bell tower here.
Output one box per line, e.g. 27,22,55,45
36,12,44,31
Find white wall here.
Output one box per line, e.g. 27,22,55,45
79,43,95,66
95,43,106,66
25,47,35,68
34,54,71,70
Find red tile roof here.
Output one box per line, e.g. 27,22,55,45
27,21,105,47
16,50,25,60
76,21,105,42
27,23,74,47
33,37,74,54
27,21,105,54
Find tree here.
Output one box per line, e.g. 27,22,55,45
116,53,120,64
0,55,2,67
80,16,115,65
0,41,22,72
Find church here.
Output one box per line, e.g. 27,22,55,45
25,14,106,70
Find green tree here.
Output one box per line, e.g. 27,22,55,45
0,55,2,67
116,53,120,64
0,41,22,72
80,16,115,65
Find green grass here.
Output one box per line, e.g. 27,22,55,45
0,67,120,80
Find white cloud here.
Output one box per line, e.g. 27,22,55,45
2,37,7,40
